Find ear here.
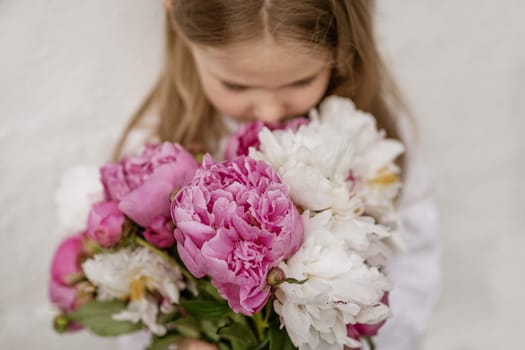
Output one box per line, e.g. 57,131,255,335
163,0,172,12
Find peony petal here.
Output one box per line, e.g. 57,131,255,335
176,221,216,247
177,238,207,278
148,162,198,190
201,228,236,259
49,278,77,311
50,234,83,285
119,181,173,227
202,254,234,283
239,285,270,315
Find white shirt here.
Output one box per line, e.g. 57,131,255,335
374,114,442,349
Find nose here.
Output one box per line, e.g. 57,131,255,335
252,95,286,123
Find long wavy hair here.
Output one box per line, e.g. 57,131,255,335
113,0,411,167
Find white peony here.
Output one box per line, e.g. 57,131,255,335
326,211,393,267
274,211,391,350
250,120,357,215
83,247,185,302
82,247,186,335
54,165,104,234
251,96,404,222
314,96,405,226
251,96,406,254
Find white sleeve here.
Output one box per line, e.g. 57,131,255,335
120,117,160,156
374,141,442,349
115,331,152,350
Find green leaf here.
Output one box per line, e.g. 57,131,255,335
171,316,201,338
157,310,177,324
146,334,183,350
218,322,258,350
181,300,232,322
198,280,226,302
230,339,248,350
67,300,142,336
269,319,296,350
218,342,231,350
201,319,224,342
251,337,270,350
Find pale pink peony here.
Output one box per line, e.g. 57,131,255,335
346,292,390,348
352,320,386,337
143,215,176,248
171,155,303,315
49,279,79,312
100,142,199,227
86,201,125,247
224,118,309,161
49,279,91,332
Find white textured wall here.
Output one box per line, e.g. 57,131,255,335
0,1,164,349
377,2,525,349
1,1,523,349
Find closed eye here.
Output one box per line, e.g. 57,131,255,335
222,75,317,92
289,77,315,87
223,82,249,92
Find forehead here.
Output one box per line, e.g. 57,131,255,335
191,37,332,86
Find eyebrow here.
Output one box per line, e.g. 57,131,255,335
217,72,320,89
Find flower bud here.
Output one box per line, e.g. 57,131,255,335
53,314,70,334
86,201,125,247
53,314,82,333
143,216,175,248
267,267,286,286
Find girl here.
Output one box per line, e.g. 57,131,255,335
116,1,441,349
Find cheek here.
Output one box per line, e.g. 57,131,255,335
286,76,330,116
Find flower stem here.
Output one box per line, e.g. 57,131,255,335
263,303,272,325
365,336,376,350
253,311,266,342
135,237,197,284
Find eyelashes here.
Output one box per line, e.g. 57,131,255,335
223,82,248,92
222,76,316,92
289,77,316,87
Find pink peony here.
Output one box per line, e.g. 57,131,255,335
49,233,92,318
171,155,303,315
224,118,309,161
50,234,84,285
100,164,130,201
143,216,176,248
100,142,199,227
86,201,125,247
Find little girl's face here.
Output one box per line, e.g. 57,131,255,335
190,37,332,124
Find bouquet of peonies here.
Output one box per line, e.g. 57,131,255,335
49,96,405,350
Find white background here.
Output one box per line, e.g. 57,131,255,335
1,1,524,349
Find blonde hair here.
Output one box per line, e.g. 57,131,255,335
114,0,411,166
